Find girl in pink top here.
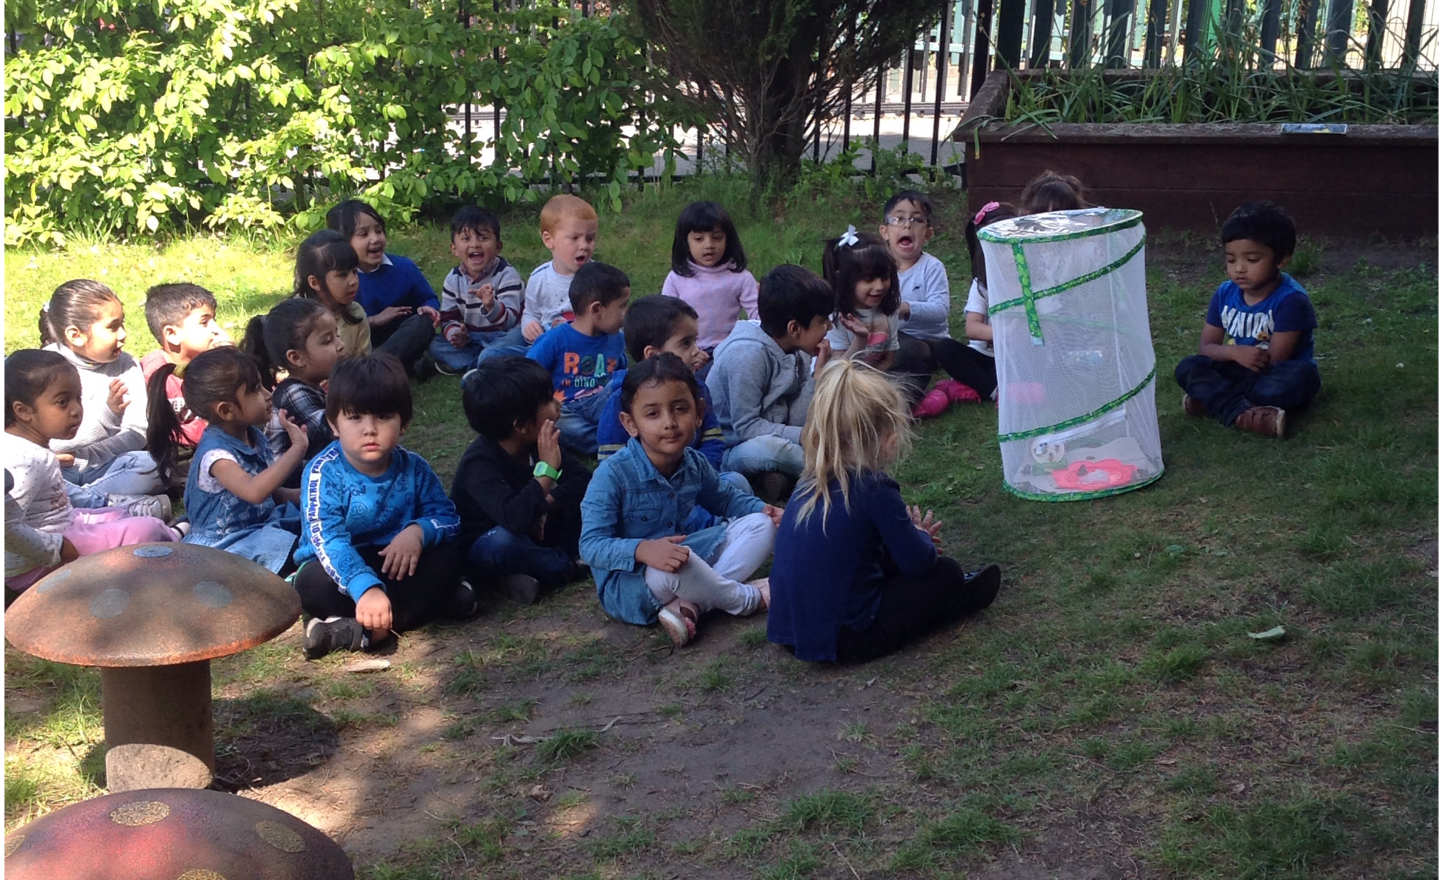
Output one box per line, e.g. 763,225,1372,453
660,202,759,367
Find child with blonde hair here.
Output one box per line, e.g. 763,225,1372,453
767,360,1001,663
474,194,600,364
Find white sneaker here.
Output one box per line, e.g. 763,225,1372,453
106,493,172,521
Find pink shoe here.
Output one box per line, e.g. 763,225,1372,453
934,379,982,404
912,388,951,419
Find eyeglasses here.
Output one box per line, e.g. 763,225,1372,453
885,216,928,227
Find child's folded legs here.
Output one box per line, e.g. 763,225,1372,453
642,512,775,618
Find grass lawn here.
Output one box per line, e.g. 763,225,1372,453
4,179,1436,880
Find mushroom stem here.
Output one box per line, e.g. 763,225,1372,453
100,661,214,792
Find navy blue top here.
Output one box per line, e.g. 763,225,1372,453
356,254,440,316
1204,272,1317,364
768,471,938,662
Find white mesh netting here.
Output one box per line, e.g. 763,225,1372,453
979,208,1164,500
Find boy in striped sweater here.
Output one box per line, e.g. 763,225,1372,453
429,206,525,375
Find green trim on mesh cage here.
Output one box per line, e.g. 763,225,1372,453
996,366,1157,443
977,210,1143,245
1003,468,1165,502
991,237,1147,317
1010,243,1044,343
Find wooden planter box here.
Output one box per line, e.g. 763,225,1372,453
955,71,1438,237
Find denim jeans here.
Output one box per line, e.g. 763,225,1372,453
472,325,531,365
465,525,572,584
557,386,613,455
721,435,806,479
1174,355,1321,426
644,512,776,616
428,330,506,375
63,450,166,508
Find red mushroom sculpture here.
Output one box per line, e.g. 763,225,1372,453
5,788,353,879
5,543,301,792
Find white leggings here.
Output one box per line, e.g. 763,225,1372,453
644,512,775,617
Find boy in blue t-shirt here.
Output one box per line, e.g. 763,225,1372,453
527,260,629,455
1175,201,1320,439
293,353,475,659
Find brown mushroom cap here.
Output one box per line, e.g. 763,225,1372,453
4,543,300,667
4,788,353,879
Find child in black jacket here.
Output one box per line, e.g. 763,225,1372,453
451,356,591,604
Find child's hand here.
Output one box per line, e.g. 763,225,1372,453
355,587,393,642
60,538,80,564
814,339,833,371
446,324,470,348
839,313,869,337
55,453,76,468
106,378,129,416
418,305,441,327
471,283,495,309
898,302,912,320
530,512,547,543
278,410,308,450
536,419,562,472
908,505,943,546
378,524,425,580
522,320,545,343
1232,345,1270,372
762,504,784,527
373,305,413,327
636,536,689,573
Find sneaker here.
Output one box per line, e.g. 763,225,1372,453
448,578,480,618
935,379,982,404
411,355,439,382
1234,405,1286,438
106,493,171,521
1181,394,1207,417
303,616,365,660
911,388,951,419
499,573,541,606
961,564,1003,613
434,357,467,377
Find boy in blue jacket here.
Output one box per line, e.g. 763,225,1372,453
293,353,475,659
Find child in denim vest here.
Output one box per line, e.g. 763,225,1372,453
580,355,782,647
148,347,307,573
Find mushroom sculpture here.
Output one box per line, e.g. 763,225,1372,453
5,787,353,879
5,543,301,792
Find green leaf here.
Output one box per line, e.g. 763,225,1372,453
1246,626,1287,641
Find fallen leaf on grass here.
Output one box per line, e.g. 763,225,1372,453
1246,626,1286,641
343,658,391,673
528,784,551,801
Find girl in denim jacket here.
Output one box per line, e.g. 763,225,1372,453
579,355,783,647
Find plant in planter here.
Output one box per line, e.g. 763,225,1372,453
954,23,1439,235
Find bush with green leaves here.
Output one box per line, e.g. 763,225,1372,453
4,0,688,245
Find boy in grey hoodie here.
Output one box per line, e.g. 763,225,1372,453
708,265,834,490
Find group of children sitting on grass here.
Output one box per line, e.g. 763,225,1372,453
4,176,1319,664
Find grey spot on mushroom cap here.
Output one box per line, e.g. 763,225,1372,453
89,588,130,620
193,581,232,609
133,545,174,558
35,569,72,594
110,800,170,826
255,820,306,853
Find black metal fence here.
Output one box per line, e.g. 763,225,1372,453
463,0,1437,174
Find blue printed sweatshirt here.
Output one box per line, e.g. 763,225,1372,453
356,254,440,317
595,368,726,467
295,441,460,602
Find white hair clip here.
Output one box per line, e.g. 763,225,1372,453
837,225,859,248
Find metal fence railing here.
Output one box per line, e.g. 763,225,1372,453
461,0,1438,175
